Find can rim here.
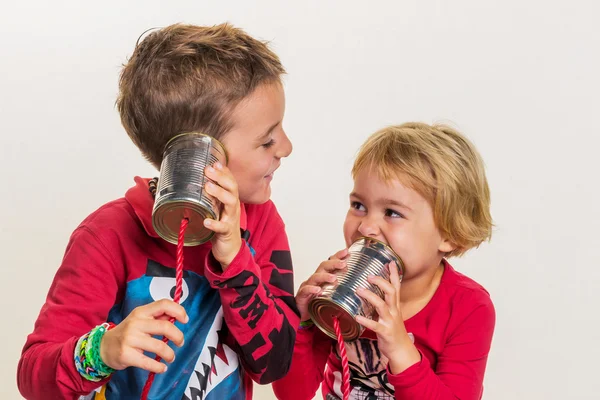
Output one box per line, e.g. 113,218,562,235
354,236,405,275
164,132,229,164
308,297,363,341
152,199,217,246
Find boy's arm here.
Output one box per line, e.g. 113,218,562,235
388,295,496,400
272,326,332,400
17,226,124,400
204,207,300,384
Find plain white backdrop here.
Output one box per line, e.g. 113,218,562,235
1,1,599,399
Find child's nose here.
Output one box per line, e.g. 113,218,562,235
357,217,380,239
276,131,293,159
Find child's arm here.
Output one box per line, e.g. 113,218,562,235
357,265,496,400
203,208,300,383
386,299,495,400
202,163,301,383
17,226,187,400
17,227,123,399
272,326,333,399
272,252,347,399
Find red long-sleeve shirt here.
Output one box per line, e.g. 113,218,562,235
17,177,300,400
272,261,495,400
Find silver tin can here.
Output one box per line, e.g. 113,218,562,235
308,237,404,341
152,133,228,246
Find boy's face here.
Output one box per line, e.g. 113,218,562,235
221,82,291,204
343,168,455,278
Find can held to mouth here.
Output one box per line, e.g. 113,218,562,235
152,133,228,246
308,237,404,341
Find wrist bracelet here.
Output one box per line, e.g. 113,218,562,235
299,319,315,330
74,322,116,381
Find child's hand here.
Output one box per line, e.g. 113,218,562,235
355,262,421,374
100,299,188,373
296,249,349,322
203,162,242,269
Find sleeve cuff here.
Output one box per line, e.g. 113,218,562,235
204,243,260,287
386,349,429,389
60,336,111,393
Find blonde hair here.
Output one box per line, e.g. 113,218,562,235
352,122,493,257
117,23,285,169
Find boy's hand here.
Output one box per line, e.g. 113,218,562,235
296,249,349,322
100,299,188,374
355,262,421,374
203,162,242,270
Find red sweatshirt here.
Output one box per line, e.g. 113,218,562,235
272,261,495,400
17,177,300,400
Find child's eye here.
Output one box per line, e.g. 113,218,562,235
385,209,404,219
351,201,366,211
262,139,276,148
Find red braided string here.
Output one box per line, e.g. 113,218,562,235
141,218,188,400
333,316,350,400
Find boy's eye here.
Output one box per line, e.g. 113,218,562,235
351,201,366,211
385,209,404,219
262,139,275,148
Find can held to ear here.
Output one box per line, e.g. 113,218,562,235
308,237,404,341
152,133,228,246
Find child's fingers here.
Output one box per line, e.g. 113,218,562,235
139,299,189,324
205,163,238,196
316,259,346,274
203,217,229,234
126,347,169,374
305,272,337,287
296,285,322,300
388,261,402,293
136,335,177,363
356,287,389,318
368,276,396,301
141,320,185,347
355,315,379,332
329,248,349,261
204,181,239,215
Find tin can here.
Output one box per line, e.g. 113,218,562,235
152,133,228,246
308,237,404,341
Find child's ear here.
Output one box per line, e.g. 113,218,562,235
438,238,457,254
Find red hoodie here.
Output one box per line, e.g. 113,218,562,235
18,177,300,400
272,261,495,400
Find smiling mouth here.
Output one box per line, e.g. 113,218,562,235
265,167,278,178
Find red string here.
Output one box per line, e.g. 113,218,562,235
141,218,188,400
333,316,350,400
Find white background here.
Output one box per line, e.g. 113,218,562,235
1,1,599,399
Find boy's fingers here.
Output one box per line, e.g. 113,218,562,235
141,320,185,347
127,348,168,374
141,299,189,324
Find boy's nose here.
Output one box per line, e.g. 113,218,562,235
276,131,293,159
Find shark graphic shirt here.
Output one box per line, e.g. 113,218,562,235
18,177,300,400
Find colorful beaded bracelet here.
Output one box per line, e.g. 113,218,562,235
74,322,116,382
299,319,315,330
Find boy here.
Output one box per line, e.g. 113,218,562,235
273,122,495,400
18,23,299,400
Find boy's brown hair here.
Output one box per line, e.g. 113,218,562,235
117,23,285,169
352,122,493,257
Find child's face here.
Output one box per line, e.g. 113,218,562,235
221,82,292,204
343,168,455,278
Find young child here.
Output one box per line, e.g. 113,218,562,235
17,23,299,400
273,122,495,400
